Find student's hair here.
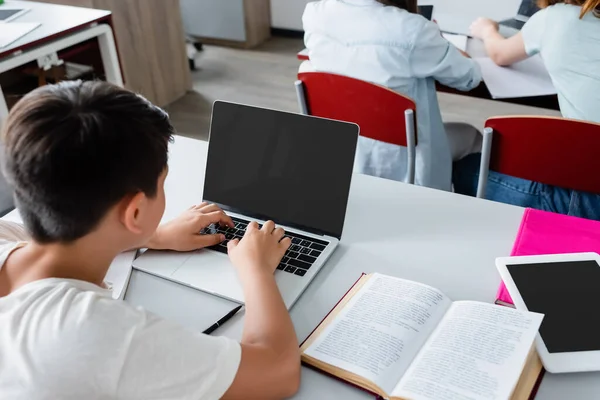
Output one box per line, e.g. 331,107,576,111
376,0,418,13
1,81,174,243
538,0,600,18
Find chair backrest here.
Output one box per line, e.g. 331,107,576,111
296,72,417,147
478,116,600,196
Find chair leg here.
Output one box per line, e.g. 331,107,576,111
294,80,309,115
476,127,493,199
404,109,416,185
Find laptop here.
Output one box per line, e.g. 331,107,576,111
133,101,359,309
499,0,540,31
418,5,433,21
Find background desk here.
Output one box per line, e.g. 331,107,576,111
0,0,122,216
17,0,192,107
0,0,121,119
115,136,599,398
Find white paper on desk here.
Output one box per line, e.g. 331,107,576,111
442,33,467,52
0,22,41,48
475,55,556,99
104,251,136,300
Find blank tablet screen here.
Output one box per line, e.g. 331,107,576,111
0,10,23,21
507,260,600,353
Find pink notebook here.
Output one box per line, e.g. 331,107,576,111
496,208,600,305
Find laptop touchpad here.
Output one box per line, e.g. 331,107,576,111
171,250,245,304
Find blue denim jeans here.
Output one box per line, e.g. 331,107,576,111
453,153,600,221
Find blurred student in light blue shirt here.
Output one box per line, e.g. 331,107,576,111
453,0,600,220
302,0,483,191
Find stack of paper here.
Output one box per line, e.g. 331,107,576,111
442,33,467,52
475,55,556,99
0,22,40,48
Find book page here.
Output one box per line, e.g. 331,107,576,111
393,301,543,400
303,273,451,395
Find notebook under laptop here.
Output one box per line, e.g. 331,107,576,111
133,101,359,309
499,0,540,31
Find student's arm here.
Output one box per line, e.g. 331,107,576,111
116,220,299,400
222,221,300,399
470,9,548,67
410,20,482,91
470,19,528,66
145,203,234,251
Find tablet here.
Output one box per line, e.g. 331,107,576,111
0,9,30,22
497,252,600,373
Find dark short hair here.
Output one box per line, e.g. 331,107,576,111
376,0,418,13
1,81,174,243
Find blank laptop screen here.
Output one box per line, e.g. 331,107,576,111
203,101,359,239
518,0,540,17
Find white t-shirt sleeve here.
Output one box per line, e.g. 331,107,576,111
521,9,548,56
116,311,241,400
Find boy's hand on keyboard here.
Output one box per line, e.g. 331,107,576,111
228,220,292,277
148,203,234,251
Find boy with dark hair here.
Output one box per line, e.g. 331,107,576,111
0,81,300,399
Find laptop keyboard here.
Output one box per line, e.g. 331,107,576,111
500,18,525,30
200,216,329,278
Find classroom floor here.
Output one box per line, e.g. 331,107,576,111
166,37,560,141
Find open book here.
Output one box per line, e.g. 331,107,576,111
301,273,544,400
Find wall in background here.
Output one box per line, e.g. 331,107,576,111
181,0,246,41
182,0,271,48
270,0,311,30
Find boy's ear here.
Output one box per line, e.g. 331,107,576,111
119,192,147,234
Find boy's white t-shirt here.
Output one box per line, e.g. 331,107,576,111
0,241,241,400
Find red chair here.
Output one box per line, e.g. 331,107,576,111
297,49,309,61
477,116,600,198
295,72,417,184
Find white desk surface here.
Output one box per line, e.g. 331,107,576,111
5,135,600,398
157,136,600,399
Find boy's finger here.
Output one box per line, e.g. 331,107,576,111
190,202,209,210
273,227,285,240
227,238,239,249
196,233,225,248
279,236,292,249
247,221,259,232
202,211,234,228
262,220,275,232
197,203,225,215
